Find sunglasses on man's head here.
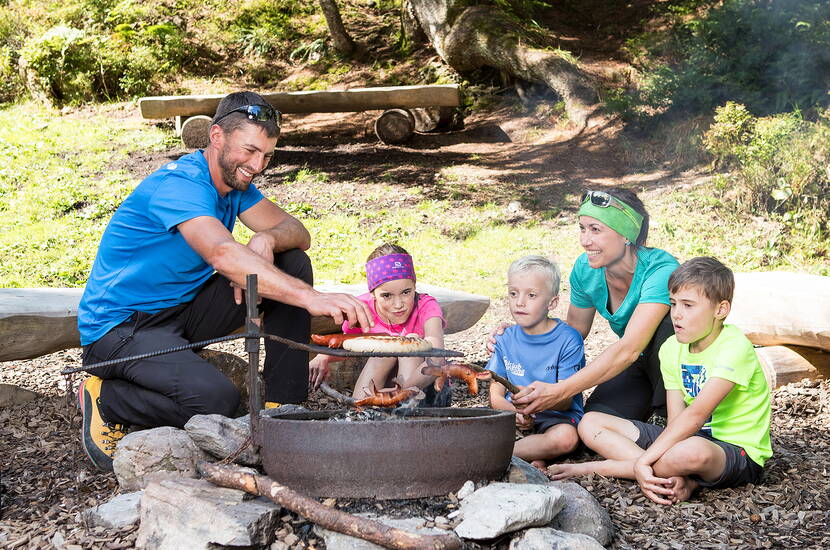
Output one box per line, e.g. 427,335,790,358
213,104,281,126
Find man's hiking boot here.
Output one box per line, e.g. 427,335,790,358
78,376,127,471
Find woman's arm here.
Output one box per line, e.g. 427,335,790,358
567,304,595,340
513,302,670,414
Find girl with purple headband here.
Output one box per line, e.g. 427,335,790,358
308,244,447,400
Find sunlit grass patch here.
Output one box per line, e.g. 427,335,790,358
0,102,170,286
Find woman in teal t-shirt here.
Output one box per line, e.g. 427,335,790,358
512,188,679,421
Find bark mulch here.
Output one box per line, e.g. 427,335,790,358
2,310,829,549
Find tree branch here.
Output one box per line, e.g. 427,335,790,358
198,462,462,550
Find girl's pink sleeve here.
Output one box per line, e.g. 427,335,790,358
416,295,446,331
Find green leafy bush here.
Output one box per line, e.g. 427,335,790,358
0,6,28,101
19,26,99,104
231,0,317,57
617,0,830,118
18,20,186,104
704,103,829,240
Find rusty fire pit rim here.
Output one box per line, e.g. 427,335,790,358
259,406,515,424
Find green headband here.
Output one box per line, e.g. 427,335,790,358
578,196,644,244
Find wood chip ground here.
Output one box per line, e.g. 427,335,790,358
2,299,828,549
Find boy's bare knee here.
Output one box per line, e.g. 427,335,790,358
544,424,579,455
661,438,717,473
577,411,615,441
559,425,580,454
577,412,602,439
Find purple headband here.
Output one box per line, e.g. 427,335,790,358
366,253,416,291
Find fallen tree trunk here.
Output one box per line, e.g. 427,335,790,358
198,462,462,550
406,1,598,126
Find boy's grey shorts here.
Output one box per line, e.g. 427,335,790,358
534,414,577,434
631,420,764,488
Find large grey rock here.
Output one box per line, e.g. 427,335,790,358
456,480,475,500
0,384,37,407
509,527,606,550
83,491,142,529
113,427,211,492
547,481,614,546
314,515,455,550
454,482,564,540
505,456,549,485
136,478,280,550
185,414,259,466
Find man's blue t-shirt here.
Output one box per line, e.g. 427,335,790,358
78,151,264,345
569,247,678,338
486,321,586,425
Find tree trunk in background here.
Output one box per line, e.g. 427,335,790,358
407,0,598,127
318,0,355,55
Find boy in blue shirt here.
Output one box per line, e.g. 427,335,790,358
487,255,586,470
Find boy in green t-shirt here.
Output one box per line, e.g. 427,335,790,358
549,257,772,505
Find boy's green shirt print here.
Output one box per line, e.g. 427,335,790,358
659,324,773,467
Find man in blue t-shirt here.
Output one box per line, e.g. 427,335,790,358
487,256,586,471
76,91,372,471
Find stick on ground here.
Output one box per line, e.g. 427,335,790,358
198,462,462,550
319,382,357,406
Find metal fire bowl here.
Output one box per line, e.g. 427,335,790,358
258,407,516,499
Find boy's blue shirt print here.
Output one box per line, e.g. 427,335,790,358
680,362,713,433
681,363,707,397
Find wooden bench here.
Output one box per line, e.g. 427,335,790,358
0,284,489,362
138,85,463,147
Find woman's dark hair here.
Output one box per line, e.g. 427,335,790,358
366,243,409,262
606,188,649,246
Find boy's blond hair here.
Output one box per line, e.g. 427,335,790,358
668,256,734,304
508,255,561,296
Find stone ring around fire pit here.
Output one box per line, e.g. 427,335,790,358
258,407,516,499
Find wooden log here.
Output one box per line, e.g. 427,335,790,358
0,288,83,362
375,109,415,144
410,106,455,132
198,462,462,550
756,345,830,388
139,85,462,119
728,272,830,351
0,283,488,362
179,115,212,149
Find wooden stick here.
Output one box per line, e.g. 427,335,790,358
198,462,462,550
462,363,521,395
319,382,356,406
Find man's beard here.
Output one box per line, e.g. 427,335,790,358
218,147,254,192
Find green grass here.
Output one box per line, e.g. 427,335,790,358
1,102,827,297
0,102,170,286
